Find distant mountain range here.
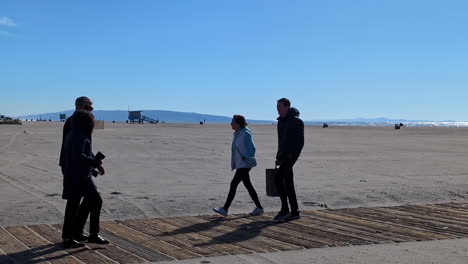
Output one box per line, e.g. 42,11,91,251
18,110,274,124
17,110,459,125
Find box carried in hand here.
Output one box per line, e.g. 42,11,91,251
266,168,280,197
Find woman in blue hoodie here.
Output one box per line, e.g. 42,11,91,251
213,115,264,216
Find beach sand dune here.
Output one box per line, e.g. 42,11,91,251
1,122,468,227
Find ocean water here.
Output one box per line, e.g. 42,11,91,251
306,121,468,127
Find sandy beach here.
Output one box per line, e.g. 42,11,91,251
2,122,468,227
2,122,468,263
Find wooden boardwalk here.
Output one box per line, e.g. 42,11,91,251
2,202,468,263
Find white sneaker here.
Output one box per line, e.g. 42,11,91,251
213,207,228,216
249,208,264,216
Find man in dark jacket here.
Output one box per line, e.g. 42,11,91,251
274,98,304,221
60,97,107,248
59,96,94,173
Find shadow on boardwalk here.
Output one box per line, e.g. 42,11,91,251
0,242,89,264
162,215,284,246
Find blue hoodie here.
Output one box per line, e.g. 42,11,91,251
231,127,257,170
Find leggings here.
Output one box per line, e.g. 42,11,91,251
223,168,262,210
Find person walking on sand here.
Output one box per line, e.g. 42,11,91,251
273,98,304,221
213,115,264,217
60,96,95,174
59,96,95,248
61,110,108,249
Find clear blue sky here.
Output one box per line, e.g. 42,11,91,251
1,0,467,121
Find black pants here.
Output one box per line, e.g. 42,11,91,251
223,168,262,210
62,198,81,240
276,161,299,213
62,191,103,239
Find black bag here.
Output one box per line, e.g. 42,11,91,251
266,168,279,197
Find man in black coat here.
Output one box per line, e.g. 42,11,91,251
60,97,107,248
274,98,304,221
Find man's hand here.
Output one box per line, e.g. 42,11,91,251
97,165,105,176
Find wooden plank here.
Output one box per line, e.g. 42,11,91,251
170,215,279,252
296,213,396,244
141,217,253,255
36,224,118,264
0,247,16,264
98,225,171,262
47,223,152,263
437,203,468,210
6,202,468,264
370,207,468,237
431,203,468,216
311,210,443,241
302,211,411,243
380,206,468,232
47,222,150,263
401,205,468,224
258,213,355,247
162,216,276,252
144,217,253,255
101,221,199,260
352,207,464,238
158,216,277,253
424,204,468,217
227,216,336,248
0,226,50,264
118,219,224,257
340,208,457,239
37,225,148,263
6,225,83,264
279,217,374,246
202,214,336,248
226,216,328,248
252,212,371,246
177,215,303,251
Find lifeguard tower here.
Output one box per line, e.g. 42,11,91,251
128,111,159,124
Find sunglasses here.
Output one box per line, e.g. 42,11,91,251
83,105,94,111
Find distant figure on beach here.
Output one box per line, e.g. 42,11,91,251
213,115,264,217
59,97,108,249
274,98,304,221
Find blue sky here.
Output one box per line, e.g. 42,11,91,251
1,0,467,121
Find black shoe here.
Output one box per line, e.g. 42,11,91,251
63,239,85,249
285,210,301,221
273,210,290,221
88,234,109,244
73,233,89,242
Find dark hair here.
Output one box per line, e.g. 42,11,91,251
232,115,247,128
75,96,92,108
277,98,291,108
72,110,95,135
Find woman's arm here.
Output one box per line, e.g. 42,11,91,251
243,131,256,158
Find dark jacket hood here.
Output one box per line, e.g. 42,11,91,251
278,107,300,120
288,107,300,117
